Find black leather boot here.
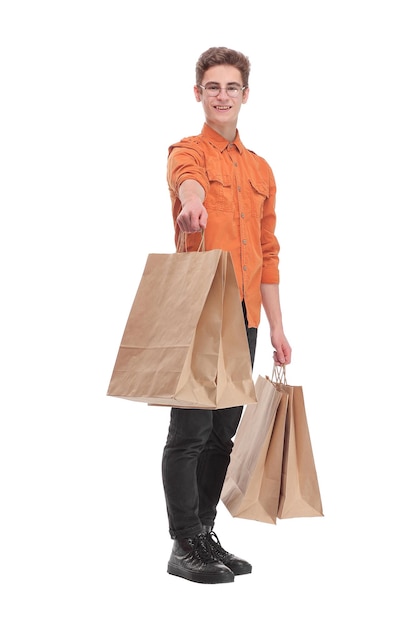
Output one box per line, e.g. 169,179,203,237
202,526,252,575
167,532,234,584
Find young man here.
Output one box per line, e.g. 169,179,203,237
162,47,292,584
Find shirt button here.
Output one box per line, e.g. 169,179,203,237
243,265,247,271
242,239,247,245
237,186,241,192
240,212,245,218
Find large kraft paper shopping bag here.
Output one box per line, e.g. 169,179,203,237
276,379,324,519
221,375,288,524
107,248,257,409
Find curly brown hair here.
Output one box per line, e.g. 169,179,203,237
195,47,251,87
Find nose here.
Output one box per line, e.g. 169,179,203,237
216,88,229,98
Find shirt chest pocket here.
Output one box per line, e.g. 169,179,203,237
248,178,269,218
206,168,233,212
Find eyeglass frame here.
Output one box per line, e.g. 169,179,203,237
197,82,248,98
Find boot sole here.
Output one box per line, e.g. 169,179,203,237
167,563,234,584
230,565,252,575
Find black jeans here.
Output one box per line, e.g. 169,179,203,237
161,302,257,539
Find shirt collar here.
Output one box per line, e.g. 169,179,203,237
201,123,244,154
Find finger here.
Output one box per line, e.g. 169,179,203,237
273,351,284,365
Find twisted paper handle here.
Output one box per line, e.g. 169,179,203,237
271,363,287,384
177,230,205,253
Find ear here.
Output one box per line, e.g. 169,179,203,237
194,85,202,102
242,86,250,104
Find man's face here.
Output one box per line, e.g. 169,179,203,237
194,64,249,130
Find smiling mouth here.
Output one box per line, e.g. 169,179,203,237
215,106,231,110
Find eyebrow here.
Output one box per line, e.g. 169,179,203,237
205,81,242,87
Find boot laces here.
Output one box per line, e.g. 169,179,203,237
205,530,229,559
192,533,217,564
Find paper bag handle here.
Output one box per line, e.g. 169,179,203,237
177,230,205,253
271,364,287,384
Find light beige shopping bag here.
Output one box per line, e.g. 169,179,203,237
107,246,256,409
222,366,324,523
221,375,288,524
276,369,324,519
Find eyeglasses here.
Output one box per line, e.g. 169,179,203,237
198,83,247,98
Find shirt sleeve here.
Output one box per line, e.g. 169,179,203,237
260,162,280,284
167,142,211,198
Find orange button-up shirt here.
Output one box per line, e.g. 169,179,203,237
167,123,280,328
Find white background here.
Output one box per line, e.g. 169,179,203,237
1,1,416,624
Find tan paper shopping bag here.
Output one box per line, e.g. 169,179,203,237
107,248,256,409
221,375,288,524
276,377,324,519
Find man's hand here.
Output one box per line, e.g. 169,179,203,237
271,328,292,366
271,335,291,365
177,198,208,233
177,180,208,232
